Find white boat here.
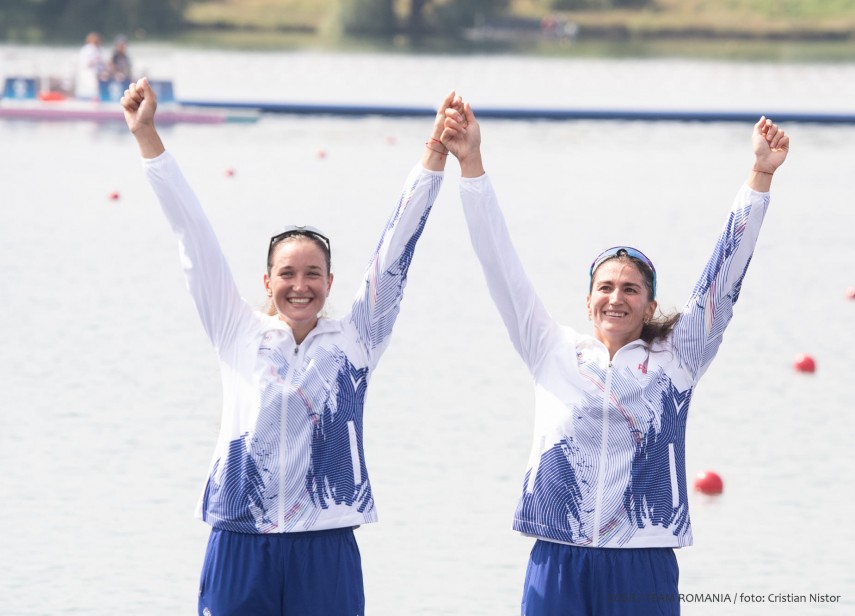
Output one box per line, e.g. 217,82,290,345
0,76,259,124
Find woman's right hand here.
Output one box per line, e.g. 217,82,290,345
121,77,157,133
121,77,165,158
430,90,459,143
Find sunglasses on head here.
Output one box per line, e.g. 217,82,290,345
268,225,331,261
589,246,657,298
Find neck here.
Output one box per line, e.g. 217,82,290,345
281,316,318,345
594,331,640,361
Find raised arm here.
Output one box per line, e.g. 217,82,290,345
672,117,790,381
447,102,562,373
121,77,251,355
121,77,165,159
349,93,451,366
747,116,789,192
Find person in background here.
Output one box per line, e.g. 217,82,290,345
443,102,789,615
108,35,132,82
75,32,105,99
120,76,458,616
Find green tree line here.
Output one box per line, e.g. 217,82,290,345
336,0,515,36
3,0,660,42
1,0,190,41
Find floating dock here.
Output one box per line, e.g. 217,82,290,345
178,99,855,124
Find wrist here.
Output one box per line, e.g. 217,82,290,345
752,160,775,175
425,137,448,155
133,125,166,158
422,137,447,172
459,152,485,178
747,168,773,192
131,122,157,136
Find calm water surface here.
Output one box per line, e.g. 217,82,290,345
1,46,854,615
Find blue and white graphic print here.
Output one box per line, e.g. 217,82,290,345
514,362,694,547
461,173,769,548
143,151,442,534
203,344,376,533
304,358,372,514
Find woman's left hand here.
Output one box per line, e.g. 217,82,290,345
752,116,789,174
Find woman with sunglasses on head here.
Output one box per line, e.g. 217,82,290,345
121,77,457,616
442,103,789,615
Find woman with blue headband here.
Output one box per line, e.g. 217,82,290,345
121,78,458,616
443,104,789,615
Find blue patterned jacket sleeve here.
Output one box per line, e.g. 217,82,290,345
670,183,770,382
350,164,443,368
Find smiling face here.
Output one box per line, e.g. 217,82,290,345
264,237,333,343
587,258,657,358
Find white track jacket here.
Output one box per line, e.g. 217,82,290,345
144,151,442,533
460,173,769,548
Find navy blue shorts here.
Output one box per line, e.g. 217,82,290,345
521,540,680,616
198,526,364,616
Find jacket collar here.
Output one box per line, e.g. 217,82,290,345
577,335,649,369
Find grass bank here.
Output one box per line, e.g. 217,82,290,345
184,0,855,38
177,0,855,59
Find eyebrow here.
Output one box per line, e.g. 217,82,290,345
595,279,643,288
275,264,325,272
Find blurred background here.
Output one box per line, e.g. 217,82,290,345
3,0,855,59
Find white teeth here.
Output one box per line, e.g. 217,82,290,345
289,298,311,304
604,311,625,317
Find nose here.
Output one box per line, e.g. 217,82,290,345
609,288,624,304
291,274,309,291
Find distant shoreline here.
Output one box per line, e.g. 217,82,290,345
179,19,855,44
4,19,855,64
161,21,855,63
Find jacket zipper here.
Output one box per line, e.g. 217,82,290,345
592,360,613,546
278,343,301,531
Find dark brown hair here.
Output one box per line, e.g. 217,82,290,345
591,254,680,343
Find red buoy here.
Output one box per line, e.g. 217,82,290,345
793,354,816,373
108,191,120,201
693,470,723,495
225,168,235,177
317,149,327,160
846,287,855,299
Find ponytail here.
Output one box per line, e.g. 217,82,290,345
640,311,680,344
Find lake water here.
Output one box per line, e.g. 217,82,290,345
1,45,854,615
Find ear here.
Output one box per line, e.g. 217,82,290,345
263,274,272,297
326,272,335,297
645,300,657,321
586,295,592,318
